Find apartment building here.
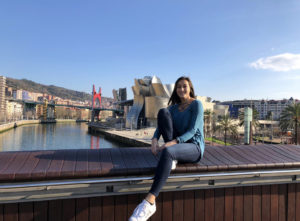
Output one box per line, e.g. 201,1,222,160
222,98,297,120
0,76,6,120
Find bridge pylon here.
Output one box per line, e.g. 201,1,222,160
91,85,102,122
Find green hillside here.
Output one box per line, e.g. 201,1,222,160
6,77,93,102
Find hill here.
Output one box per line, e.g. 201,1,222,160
6,77,95,102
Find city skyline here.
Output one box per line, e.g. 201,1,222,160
1,1,300,101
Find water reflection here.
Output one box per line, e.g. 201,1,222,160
0,122,125,152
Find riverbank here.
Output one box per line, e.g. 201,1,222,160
88,123,157,147
0,119,80,134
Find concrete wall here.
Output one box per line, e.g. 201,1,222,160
0,120,40,133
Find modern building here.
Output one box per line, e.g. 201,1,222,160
0,76,6,121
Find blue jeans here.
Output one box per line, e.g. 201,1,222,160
149,108,201,197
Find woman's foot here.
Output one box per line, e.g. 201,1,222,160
129,199,156,221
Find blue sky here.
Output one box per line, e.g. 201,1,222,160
1,0,300,101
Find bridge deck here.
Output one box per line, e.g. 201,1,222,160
1,144,300,183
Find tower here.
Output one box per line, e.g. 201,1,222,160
0,76,6,121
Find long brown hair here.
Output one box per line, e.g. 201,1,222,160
168,76,196,105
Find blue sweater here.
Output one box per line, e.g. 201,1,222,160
153,99,205,157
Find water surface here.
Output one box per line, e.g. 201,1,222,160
0,122,125,152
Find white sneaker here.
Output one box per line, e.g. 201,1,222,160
172,160,178,170
129,199,156,221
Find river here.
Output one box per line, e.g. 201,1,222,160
0,122,125,152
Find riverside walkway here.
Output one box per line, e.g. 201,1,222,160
1,144,300,220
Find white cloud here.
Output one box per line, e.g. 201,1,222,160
250,53,300,72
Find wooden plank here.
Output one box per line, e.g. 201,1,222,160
271,185,279,221
87,149,101,177
127,194,140,220
203,150,228,171
208,147,240,170
109,148,127,175
288,184,296,221
60,150,77,178
76,198,89,221
183,190,194,221
119,148,142,174
198,155,218,172
162,192,172,221
99,149,113,175
102,196,114,221
252,145,287,165
278,145,300,159
264,145,298,167
244,186,253,221
62,199,75,221
19,202,33,221
234,146,275,168
151,194,162,221
0,152,17,173
34,201,48,221
0,152,30,181
253,186,262,221
0,204,3,221
223,147,257,169
195,190,204,221
172,191,183,221
115,195,127,221
48,200,62,221
279,184,287,221
262,185,271,221
74,149,89,178
211,146,245,166
269,144,300,162
46,150,65,179
89,197,102,221
14,151,40,181
4,203,18,221
31,150,54,180
234,187,243,221
296,184,300,221
205,189,214,221
138,148,159,169
214,188,224,221
224,188,234,221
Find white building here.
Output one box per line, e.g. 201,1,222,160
6,101,23,121
222,98,297,120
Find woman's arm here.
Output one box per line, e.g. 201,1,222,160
151,128,161,155
176,100,204,143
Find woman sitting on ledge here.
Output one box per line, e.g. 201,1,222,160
130,76,205,221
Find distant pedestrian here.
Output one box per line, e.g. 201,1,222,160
129,76,205,221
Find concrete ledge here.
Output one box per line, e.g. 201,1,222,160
0,119,80,133
0,120,40,133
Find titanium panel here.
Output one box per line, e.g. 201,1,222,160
145,96,169,118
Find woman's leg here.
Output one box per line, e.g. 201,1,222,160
149,143,201,197
157,108,176,142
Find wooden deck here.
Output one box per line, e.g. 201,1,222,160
1,144,300,220
1,144,300,183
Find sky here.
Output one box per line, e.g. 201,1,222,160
0,0,300,101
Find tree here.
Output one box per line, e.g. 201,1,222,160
217,114,238,146
204,109,213,138
280,103,300,145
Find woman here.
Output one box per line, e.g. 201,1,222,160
129,76,205,221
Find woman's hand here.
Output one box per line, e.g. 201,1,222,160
151,138,159,155
159,139,178,151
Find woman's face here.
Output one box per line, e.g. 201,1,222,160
176,79,191,100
